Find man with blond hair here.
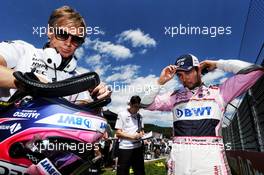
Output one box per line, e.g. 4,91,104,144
0,6,112,174
0,6,111,103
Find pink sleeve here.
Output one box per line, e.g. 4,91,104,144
146,92,175,111
220,70,264,105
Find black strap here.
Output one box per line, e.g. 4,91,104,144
137,114,142,133
237,65,264,74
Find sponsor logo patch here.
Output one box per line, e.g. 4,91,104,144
175,106,212,118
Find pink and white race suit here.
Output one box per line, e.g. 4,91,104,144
142,60,264,175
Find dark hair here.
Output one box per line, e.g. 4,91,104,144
130,95,141,105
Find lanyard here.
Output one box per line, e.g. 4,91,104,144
136,114,142,133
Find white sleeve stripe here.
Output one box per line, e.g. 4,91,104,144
216,59,253,74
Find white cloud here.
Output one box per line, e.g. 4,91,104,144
141,110,173,127
76,66,90,74
160,78,181,93
140,49,147,54
81,52,110,78
107,75,160,125
84,38,133,60
202,69,227,85
98,30,106,35
106,64,140,82
94,64,111,77
76,64,110,80
106,73,178,127
75,47,85,58
85,54,102,65
118,29,157,48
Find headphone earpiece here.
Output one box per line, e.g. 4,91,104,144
42,48,62,69
42,48,77,72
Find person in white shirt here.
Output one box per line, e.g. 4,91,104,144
0,6,111,103
115,95,145,175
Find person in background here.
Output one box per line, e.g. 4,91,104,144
115,95,145,175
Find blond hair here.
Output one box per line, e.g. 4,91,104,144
48,6,86,37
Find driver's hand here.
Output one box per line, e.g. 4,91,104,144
90,82,112,100
200,60,217,72
158,65,177,85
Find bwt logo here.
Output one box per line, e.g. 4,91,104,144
57,115,91,128
40,159,61,175
176,106,212,118
100,122,107,129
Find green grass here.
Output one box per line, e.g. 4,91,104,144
102,159,166,175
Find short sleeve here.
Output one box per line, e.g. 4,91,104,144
0,40,29,68
115,113,124,130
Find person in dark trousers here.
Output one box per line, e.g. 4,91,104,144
115,95,145,175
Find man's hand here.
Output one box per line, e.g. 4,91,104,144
158,65,177,85
133,131,144,140
116,129,143,140
90,82,112,100
200,60,217,72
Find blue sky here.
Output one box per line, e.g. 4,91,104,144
1,0,260,126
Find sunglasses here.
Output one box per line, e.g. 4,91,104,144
55,30,85,46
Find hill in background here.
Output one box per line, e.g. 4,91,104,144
144,124,172,138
